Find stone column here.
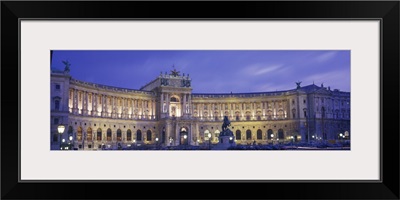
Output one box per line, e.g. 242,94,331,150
188,94,191,116
83,91,88,116
152,100,155,120
104,95,108,117
111,96,115,118
72,89,78,114
160,93,164,114
120,98,124,119
166,122,171,146
175,122,179,146
166,93,170,116
130,98,134,119
92,93,97,116
182,94,186,116
141,99,145,119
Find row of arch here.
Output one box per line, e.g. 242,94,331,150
73,126,153,142
203,129,285,140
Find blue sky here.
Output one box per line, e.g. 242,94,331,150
51,50,350,93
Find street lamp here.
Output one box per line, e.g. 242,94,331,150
183,135,187,150
68,135,73,150
290,136,294,145
133,139,136,148
339,133,343,140
271,133,274,145
208,133,212,150
229,136,233,147
156,137,159,149
57,125,65,150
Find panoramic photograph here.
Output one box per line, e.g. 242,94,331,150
50,50,350,151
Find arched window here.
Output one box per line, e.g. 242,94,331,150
278,129,284,139
303,109,307,118
136,130,142,141
97,128,102,141
267,129,273,139
292,109,296,118
246,130,252,140
235,130,241,140
321,106,326,118
170,97,178,102
235,111,240,121
278,109,284,119
214,112,219,121
127,129,132,141
55,99,60,110
245,111,251,121
267,110,272,120
117,129,122,141
146,130,152,141
77,127,82,141
257,129,262,140
87,127,92,141
107,128,112,141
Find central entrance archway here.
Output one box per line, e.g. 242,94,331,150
180,127,189,145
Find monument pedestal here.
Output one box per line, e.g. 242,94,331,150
214,129,235,150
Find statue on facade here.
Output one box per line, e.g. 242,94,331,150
62,60,71,73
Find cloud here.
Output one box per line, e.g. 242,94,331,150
314,51,338,63
242,64,285,76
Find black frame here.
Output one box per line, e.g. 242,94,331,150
2,1,399,199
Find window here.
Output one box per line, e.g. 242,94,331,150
278,129,284,139
136,130,142,141
235,130,241,140
53,134,58,142
304,110,307,118
87,128,92,141
77,127,82,141
55,84,60,90
117,129,122,141
236,115,240,121
303,99,306,104
146,130,152,141
55,100,60,110
292,100,295,105
257,129,262,140
54,118,59,125
107,129,112,141
246,130,252,140
127,130,132,141
97,128,102,141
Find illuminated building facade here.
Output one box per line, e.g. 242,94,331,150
51,68,350,150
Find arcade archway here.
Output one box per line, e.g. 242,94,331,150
180,127,189,145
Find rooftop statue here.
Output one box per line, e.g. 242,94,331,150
62,60,71,73
170,68,180,77
295,81,302,89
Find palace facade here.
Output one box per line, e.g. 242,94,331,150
50,68,350,150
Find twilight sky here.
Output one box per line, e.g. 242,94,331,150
51,50,350,93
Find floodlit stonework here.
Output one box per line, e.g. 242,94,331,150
51,68,350,150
